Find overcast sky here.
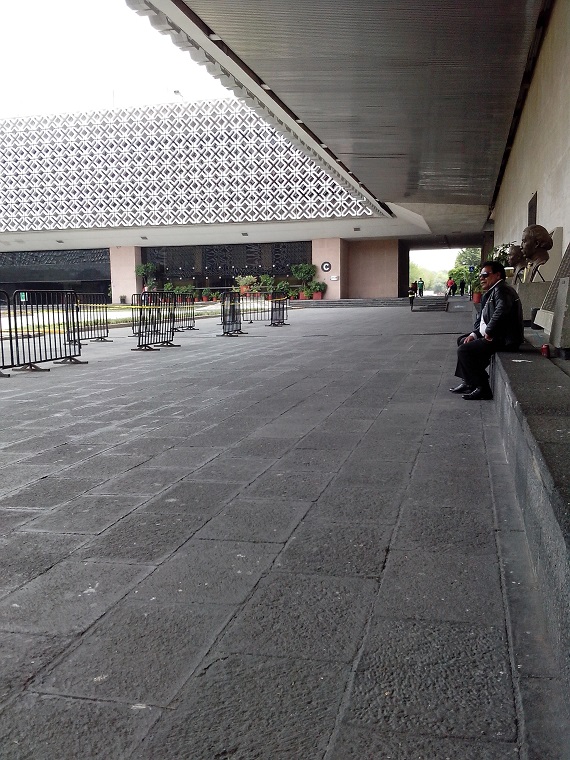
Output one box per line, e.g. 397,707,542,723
409,249,460,272
0,0,231,119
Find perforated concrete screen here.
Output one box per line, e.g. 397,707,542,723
0,99,371,233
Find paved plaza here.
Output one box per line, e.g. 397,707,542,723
0,302,565,758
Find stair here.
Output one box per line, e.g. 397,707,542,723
293,296,448,311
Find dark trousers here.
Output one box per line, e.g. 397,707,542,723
455,334,499,389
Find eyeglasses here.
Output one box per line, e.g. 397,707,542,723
479,272,492,278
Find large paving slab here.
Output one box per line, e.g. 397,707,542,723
0,304,567,758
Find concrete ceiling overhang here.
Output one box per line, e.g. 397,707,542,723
128,0,549,239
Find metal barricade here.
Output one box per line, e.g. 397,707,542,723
131,291,179,351
12,290,87,371
240,292,272,323
73,293,112,343
220,292,245,336
1,290,14,377
173,293,197,331
268,293,290,326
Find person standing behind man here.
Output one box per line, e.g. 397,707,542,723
417,278,424,297
459,279,466,296
449,261,523,400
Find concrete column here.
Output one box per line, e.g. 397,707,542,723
109,246,142,304
312,238,348,299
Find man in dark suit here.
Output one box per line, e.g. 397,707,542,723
449,260,524,400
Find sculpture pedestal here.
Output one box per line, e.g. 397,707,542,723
513,280,550,322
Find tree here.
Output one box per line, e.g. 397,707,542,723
455,248,482,268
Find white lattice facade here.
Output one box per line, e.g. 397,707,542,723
0,99,372,233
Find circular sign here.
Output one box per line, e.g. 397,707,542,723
321,261,332,272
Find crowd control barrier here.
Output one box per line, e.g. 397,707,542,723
240,292,272,324
1,290,14,377
220,292,245,336
173,293,197,331
131,291,179,350
10,290,86,371
269,293,289,326
73,293,111,343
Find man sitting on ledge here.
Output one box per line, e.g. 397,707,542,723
450,260,524,400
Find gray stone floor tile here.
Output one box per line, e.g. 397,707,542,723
0,560,153,634
244,468,335,501
105,437,178,456
0,692,159,760
131,539,278,604
375,548,504,623
0,632,71,706
275,447,351,471
17,443,111,466
137,480,241,515
345,617,516,741
216,571,377,662
89,466,185,495
21,494,146,535
275,517,392,578
144,446,223,470
0,434,71,453
329,725,519,759
194,497,311,542
0,477,101,511
393,497,497,554
312,476,405,523
139,654,348,759
35,599,233,706
226,437,293,458
0,465,60,495
0,532,87,589
295,431,364,450
0,509,43,535
190,455,272,483
74,512,202,563
57,453,147,481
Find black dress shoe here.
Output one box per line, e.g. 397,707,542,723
449,382,473,394
462,387,493,400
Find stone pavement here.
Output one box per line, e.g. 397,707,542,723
0,301,563,758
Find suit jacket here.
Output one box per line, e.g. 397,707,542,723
474,280,524,348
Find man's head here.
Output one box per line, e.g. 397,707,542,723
479,260,506,291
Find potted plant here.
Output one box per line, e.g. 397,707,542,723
211,291,221,302
201,287,212,302
288,286,299,300
291,263,317,285
300,282,314,300
135,263,158,291
234,274,258,294
471,280,482,304
311,281,327,300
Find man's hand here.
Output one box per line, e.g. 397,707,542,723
463,334,477,343
484,334,493,342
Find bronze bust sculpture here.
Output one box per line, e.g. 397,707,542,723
508,224,553,283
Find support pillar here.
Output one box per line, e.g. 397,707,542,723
311,238,348,299
109,246,142,304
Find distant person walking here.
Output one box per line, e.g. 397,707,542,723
417,278,424,297
459,279,466,296
408,285,415,310
446,277,455,296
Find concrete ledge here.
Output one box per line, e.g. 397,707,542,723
493,343,570,690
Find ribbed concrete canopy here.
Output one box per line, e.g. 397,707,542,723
145,0,548,238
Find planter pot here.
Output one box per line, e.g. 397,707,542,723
299,292,307,300
239,286,250,294
312,292,323,300
202,296,209,302
472,292,482,304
